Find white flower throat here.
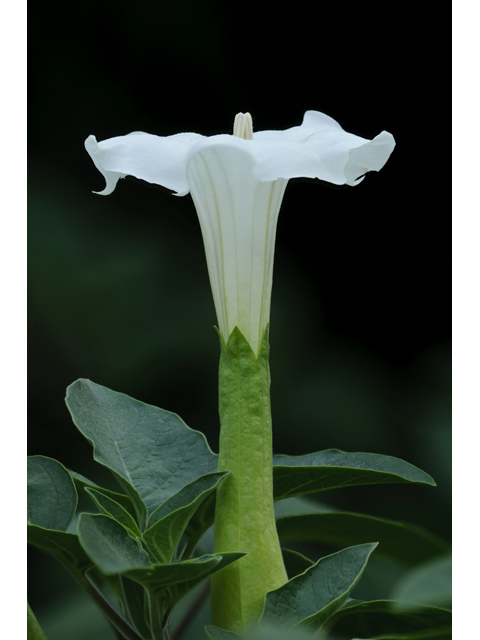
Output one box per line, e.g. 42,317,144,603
187,113,287,354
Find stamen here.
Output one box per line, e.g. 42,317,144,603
233,112,253,140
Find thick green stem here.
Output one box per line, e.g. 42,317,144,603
211,327,287,633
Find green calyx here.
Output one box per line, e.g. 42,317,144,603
211,325,287,634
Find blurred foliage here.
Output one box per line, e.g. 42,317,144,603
32,574,116,639
28,0,450,635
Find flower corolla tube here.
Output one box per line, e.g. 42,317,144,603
85,111,395,355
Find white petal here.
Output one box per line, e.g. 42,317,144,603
344,130,396,186
84,131,204,196
250,138,323,181
255,109,343,143
254,110,395,186
85,135,123,195
300,109,345,133
187,134,321,183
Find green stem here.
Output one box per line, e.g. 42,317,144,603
147,588,165,640
211,327,287,633
172,581,210,640
72,567,143,640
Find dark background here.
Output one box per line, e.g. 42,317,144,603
28,2,451,637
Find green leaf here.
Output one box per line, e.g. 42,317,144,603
248,627,323,640
78,512,244,610
143,472,228,562
205,625,317,640
85,488,142,538
70,470,139,523
275,495,337,519
182,486,217,550
27,456,77,531
276,512,449,566
169,552,247,609
205,627,242,640
147,472,228,529
126,552,246,592
273,450,436,501
261,543,377,631
27,457,90,571
350,632,451,640
390,556,452,609
281,548,314,579
27,525,91,571
84,567,127,626
84,567,147,640
65,379,219,523
78,513,150,574
322,600,451,639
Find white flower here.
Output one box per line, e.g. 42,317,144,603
85,111,395,355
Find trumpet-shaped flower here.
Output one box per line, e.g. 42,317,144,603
85,111,395,354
